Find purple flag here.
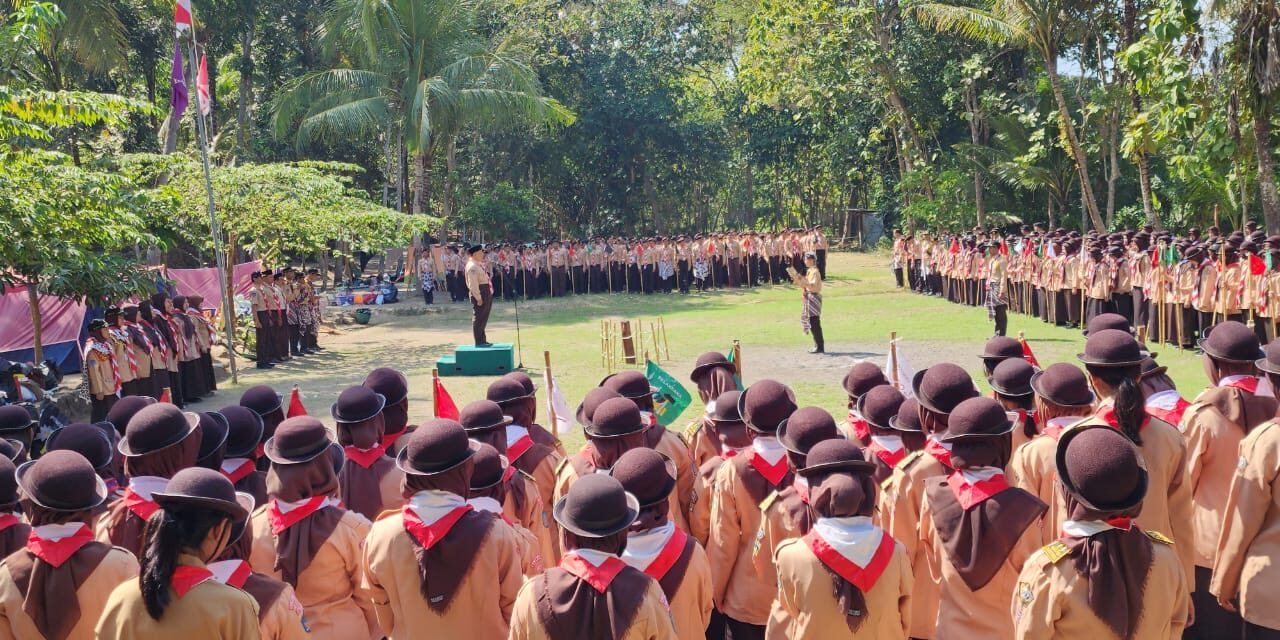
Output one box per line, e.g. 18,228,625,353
170,42,188,119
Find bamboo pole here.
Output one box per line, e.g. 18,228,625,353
543,351,556,427
732,340,742,377
660,316,670,360
650,322,660,363
890,331,899,391
600,320,607,368
431,368,440,417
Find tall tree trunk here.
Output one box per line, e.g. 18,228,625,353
413,146,433,215
26,280,43,363
744,148,755,227
965,81,986,227
1123,0,1156,224
236,21,255,160
1045,56,1105,231
1255,99,1280,233
442,137,457,221
1107,108,1119,229
162,107,181,153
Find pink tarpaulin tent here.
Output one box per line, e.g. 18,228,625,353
0,286,87,353
166,261,262,310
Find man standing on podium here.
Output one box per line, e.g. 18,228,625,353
466,244,495,347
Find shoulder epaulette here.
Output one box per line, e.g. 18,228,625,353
901,450,925,468
759,490,780,512
1145,530,1174,545
683,420,703,442
553,457,571,477
672,429,689,449
1041,540,1070,564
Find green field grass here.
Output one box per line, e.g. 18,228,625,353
217,251,1212,452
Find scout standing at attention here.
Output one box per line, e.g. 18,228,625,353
84,319,121,422
331,386,405,521
96,468,261,639
466,244,494,347
361,419,523,639
1012,424,1189,639
792,251,825,353
508,474,677,640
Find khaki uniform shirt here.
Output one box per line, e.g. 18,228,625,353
1012,536,1189,639
705,459,776,625
0,546,138,640
880,452,946,639
248,508,378,640
96,554,260,640
465,258,490,301
361,510,523,639
84,343,117,399
767,538,912,640
508,572,677,640
1211,419,1280,629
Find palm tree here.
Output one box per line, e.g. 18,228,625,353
913,0,1107,232
272,0,574,221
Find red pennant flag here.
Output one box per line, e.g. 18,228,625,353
286,386,308,418
1020,338,1040,368
175,0,193,30
434,377,459,420
1250,254,1266,276
196,54,211,117
159,388,172,404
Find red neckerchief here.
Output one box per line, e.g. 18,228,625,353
221,459,256,484
1095,403,1150,432
720,446,739,459
502,465,517,484
402,504,472,550
1105,516,1133,530
254,443,266,459
267,497,329,535
26,525,93,568
121,487,160,521
846,410,871,443
945,470,1011,510
869,439,906,469
171,565,214,597
1145,393,1191,427
219,559,254,589
1221,376,1261,394
343,443,387,469
0,513,18,533
381,431,404,451
924,437,954,469
803,528,896,592
793,478,811,504
747,449,791,487
642,527,689,582
507,434,534,462
560,553,628,593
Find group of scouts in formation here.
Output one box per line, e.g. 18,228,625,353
20,309,1280,638
416,228,829,304
81,267,326,426
892,221,1280,345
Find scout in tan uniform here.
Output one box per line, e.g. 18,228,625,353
103,307,137,398
119,305,156,399
1007,363,1096,540
1073,330,1196,582
1012,425,1189,639
855,384,908,483
706,379,797,639
612,448,713,639
876,397,929,523
216,406,268,507
466,244,495,346
499,370,568,456
988,357,1039,458
460,400,556,568
553,388,629,499
97,467,261,640
509,474,677,640
840,361,890,446
466,443,544,576
208,491,308,640
0,451,137,640
687,352,741,468
331,385,404,520
247,416,378,639
1181,320,1277,639
1210,339,1280,638
694,391,752,517
185,295,217,394
362,419,523,639
240,384,286,472
363,367,415,456
880,363,978,640
484,375,564,544
83,319,121,422
96,403,202,557
769,439,912,640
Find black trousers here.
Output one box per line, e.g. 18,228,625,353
817,249,827,279
90,395,117,423
894,266,904,288
472,284,493,345
1246,622,1280,639
809,315,824,352
723,616,764,640
255,314,273,364
992,304,1008,336
289,324,302,354
1188,566,1243,639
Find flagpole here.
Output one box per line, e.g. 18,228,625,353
183,29,238,385
889,331,899,392
543,351,557,428
432,368,440,418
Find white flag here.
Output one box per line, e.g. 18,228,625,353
886,337,915,398
544,369,575,435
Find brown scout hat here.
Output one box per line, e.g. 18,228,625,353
45,423,115,470
363,368,409,405
1085,313,1132,336
797,439,876,478
459,400,514,433
0,406,34,434
576,387,623,427
777,406,840,455
553,473,640,538
1078,330,1148,368
937,397,1015,443
887,398,924,433
104,395,156,435
195,412,230,462
708,390,744,423
263,416,333,465
1029,363,1095,407
331,386,387,424
487,375,534,405
584,397,647,440
16,450,108,512
978,336,1023,361
219,406,265,458
990,358,1036,397
468,443,509,491
610,448,677,508
912,363,979,415
600,370,656,400
1199,320,1263,364
0,456,16,505
153,467,250,520
841,362,888,399
857,385,905,431
737,379,798,433
690,352,735,382
396,418,480,476
1256,339,1280,375
117,404,200,458
1056,424,1147,512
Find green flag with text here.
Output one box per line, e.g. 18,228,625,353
646,360,693,427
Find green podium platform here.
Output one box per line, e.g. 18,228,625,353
436,343,515,376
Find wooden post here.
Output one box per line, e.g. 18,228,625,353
650,322,660,363
224,234,238,384
889,331,899,391
431,368,440,418
732,339,742,377
543,351,556,427
600,320,607,368
660,316,670,360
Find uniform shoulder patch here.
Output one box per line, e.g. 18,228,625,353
759,490,780,513
901,450,925,468
1145,530,1175,545
1041,540,1070,564
683,420,703,442
554,457,571,477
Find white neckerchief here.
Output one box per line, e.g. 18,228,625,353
126,476,169,500
1046,416,1081,431
220,458,253,474
467,496,504,515
406,490,468,525
927,434,953,452
274,495,341,513
621,521,676,571
870,434,904,452
752,436,788,466
794,475,810,490
30,522,86,542
207,559,248,584
1145,389,1181,408
1061,519,1119,538
506,425,530,447
956,466,1004,485
1219,374,1258,388
567,547,619,568
812,516,883,567
704,401,716,415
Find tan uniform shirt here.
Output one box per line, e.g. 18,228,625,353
257,580,309,640
706,458,776,625
96,554,261,640
880,451,945,639
1008,429,1070,543
768,538,912,640
504,473,554,574
361,510,523,639
248,508,378,640
0,546,138,640
1012,536,1189,639
465,258,490,301
1211,419,1280,629
508,573,677,640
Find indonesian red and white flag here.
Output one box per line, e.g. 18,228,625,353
543,369,574,435
175,0,193,30
197,55,211,117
